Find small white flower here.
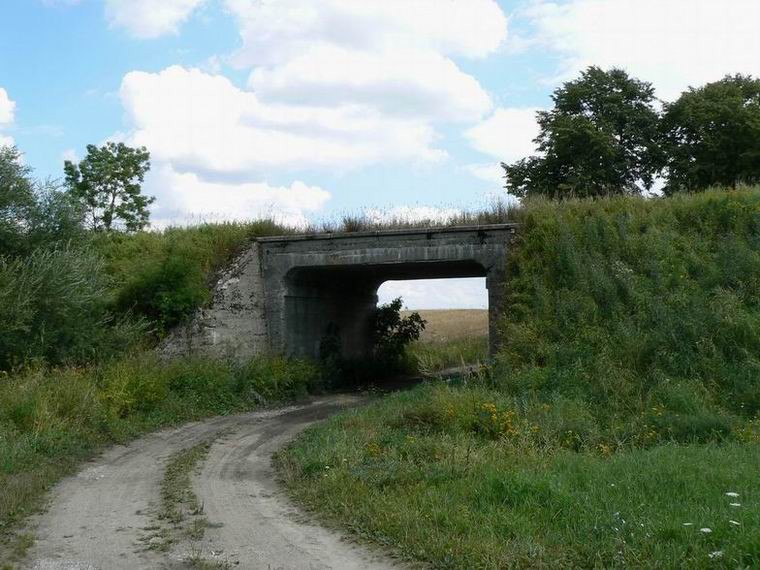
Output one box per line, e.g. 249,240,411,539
730,503,742,507
709,551,724,560
726,492,740,498
729,520,741,526
700,528,712,533
683,523,693,526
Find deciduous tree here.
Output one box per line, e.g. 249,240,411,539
502,67,662,199
64,142,154,231
661,74,760,193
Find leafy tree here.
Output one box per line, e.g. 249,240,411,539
64,142,154,232
502,67,663,199
661,74,760,193
0,146,36,255
0,145,83,257
373,297,426,361
0,244,143,370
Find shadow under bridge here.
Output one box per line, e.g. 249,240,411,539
257,225,517,360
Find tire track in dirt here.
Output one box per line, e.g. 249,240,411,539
23,395,400,570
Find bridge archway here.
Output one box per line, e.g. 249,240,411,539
259,225,516,360
283,260,488,359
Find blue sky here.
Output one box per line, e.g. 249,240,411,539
2,0,759,308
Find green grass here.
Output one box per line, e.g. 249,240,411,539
496,188,760,423
91,220,287,336
159,441,212,528
280,383,760,569
406,336,489,374
138,440,215,553
0,353,320,548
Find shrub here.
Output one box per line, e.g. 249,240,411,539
94,220,284,335
0,352,321,528
0,245,142,370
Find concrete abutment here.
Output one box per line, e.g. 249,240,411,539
161,225,517,361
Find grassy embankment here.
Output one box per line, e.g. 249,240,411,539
279,189,760,568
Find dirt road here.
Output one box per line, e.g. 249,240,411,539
24,395,399,569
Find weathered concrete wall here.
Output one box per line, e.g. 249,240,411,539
160,243,269,359
162,224,517,361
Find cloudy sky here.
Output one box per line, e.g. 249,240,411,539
2,0,759,308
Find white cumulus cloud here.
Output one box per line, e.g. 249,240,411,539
227,0,505,122
0,88,15,127
148,164,330,229
525,0,760,100
248,44,492,122
105,0,206,39
0,87,16,147
465,107,541,163
466,163,505,185
120,66,445,174
226,0,507,65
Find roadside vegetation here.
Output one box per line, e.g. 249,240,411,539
0,355,320,537
402,309,489,374
280,188,760,568
406,336,489,375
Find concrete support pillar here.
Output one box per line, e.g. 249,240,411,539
328,284,378,360
486,268,506,356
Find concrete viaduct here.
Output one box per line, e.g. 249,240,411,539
162,224,518,361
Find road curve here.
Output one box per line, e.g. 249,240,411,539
24,395,400,570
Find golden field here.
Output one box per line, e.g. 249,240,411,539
401,309,488,342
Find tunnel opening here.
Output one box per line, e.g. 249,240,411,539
282,260,491,369
378,277,489,376
377,277,489,338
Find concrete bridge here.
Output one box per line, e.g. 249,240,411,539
163,224,518,361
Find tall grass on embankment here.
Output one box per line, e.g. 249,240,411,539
279,188,760,568
0,354,320,539
92,220,287,337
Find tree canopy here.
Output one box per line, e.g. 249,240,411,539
502,67,662,199
64,142,154,232
661,74,760,194
0,145,83,257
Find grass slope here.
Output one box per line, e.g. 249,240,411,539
280,188,760,568
280,384,760,569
